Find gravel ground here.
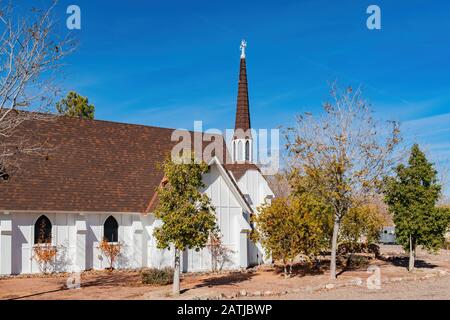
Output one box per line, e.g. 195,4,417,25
249,274,450,300
1,245,449,300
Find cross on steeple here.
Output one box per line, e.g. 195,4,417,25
240,39,247,59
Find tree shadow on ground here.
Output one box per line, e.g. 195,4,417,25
335,254,373,276
182,272,255,293
80,273,141,288
273,255,373,278
273,262,325,277
8,287,67,300
379,256,438,269
8,272,141,300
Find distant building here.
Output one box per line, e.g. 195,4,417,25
379,226,396,244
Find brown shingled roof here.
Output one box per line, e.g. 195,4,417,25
223,162,261,181
0,116,227,213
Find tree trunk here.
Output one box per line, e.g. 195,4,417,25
408,235,415,272
330,218,340,280
173,249,181,295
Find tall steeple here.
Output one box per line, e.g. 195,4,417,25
232,40,252,163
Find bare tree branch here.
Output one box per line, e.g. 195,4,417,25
0,0,74,179
284,82,402,279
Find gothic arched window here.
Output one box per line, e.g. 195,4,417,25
34,215,52,244
104,216,118,242
245,140,250,161
237,140,243,161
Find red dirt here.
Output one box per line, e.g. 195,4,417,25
1,245,449,300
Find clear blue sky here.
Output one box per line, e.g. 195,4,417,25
23,1,450,192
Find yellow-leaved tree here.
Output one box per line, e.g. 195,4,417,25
285,83,401,279
253,196,327,277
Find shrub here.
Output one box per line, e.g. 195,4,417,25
346,255,370,269
33,219,57,274
141,267,174,285
368,243,380,257
33,244,57,273
207,229,234,272
98,239,122,270
338,241,366,255
338,241,381,257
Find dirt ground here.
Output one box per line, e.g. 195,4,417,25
0,245,449,300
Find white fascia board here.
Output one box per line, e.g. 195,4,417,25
236,214,252,232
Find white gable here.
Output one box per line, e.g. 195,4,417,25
235,169,275,211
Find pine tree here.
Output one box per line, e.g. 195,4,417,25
384,144,448,271
56,91,95,119
153,153,217,295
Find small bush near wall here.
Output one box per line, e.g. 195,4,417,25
33,244,58,274
98,239,123,271
140,267,174,285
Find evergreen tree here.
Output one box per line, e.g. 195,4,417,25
56,91,95,119
384,144,449,271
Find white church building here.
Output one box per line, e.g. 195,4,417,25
0,42,275,275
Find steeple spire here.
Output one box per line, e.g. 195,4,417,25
234,39,251,137
232,40,252,163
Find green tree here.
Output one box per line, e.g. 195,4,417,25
253,196,326,277
384,144,449,271
56,91,95,119
153,154,217,295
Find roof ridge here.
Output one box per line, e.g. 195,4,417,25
18,111,224,137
